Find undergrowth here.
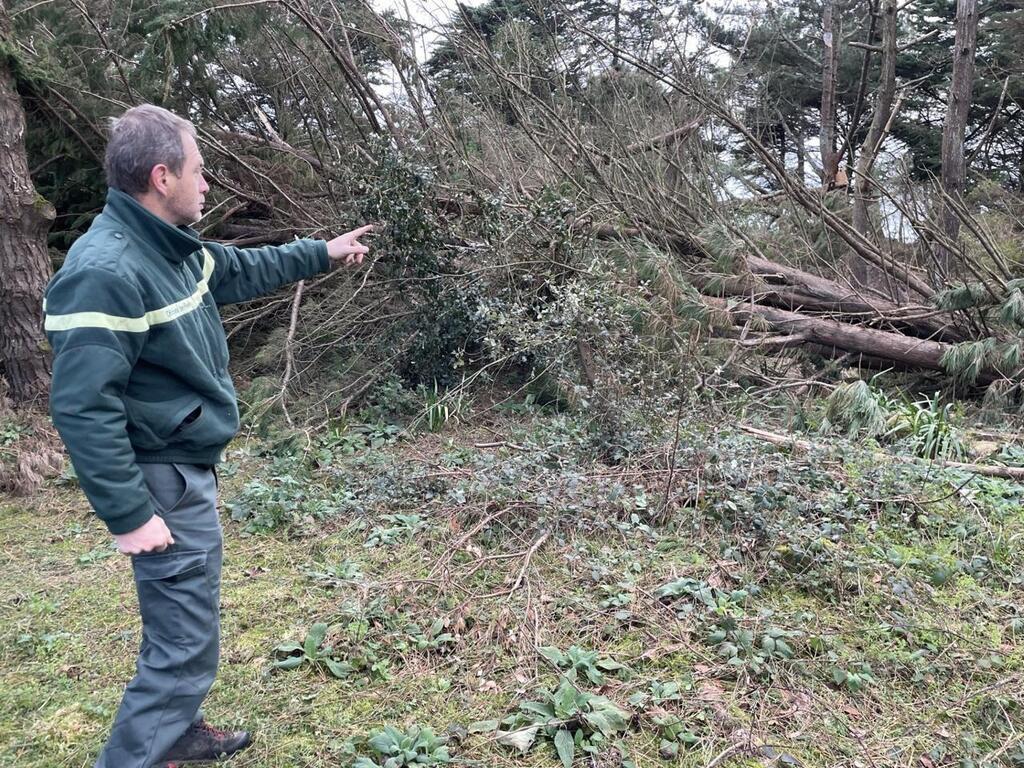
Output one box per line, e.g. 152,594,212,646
1,392,1023,767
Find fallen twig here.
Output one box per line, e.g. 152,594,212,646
279,279,305,426
739,424,1024,481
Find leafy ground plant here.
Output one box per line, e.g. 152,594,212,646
364,513,427,547
272,622,355,679
484,678,630,768
353,725,450,768
538,645,628,685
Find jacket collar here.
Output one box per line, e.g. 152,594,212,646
103,188,202,264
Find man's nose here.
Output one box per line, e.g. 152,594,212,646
200,175,210,193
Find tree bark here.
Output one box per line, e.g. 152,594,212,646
0,4,55,405
936,0,979,278
850,0,897,283
820,0,840,188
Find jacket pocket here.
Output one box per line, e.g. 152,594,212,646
124,394,204,450
132,549,213,643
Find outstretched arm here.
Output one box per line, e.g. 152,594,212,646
205,224,374,304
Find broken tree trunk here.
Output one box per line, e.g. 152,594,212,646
702,296,1001,382
739,424,1024,481
743,256,961,340
583,219,960,342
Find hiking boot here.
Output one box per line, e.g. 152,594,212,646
154,719,252,764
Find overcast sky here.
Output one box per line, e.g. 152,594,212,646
373,0,484,29
369,0,485,77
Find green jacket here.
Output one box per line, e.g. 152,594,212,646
45,188,329,534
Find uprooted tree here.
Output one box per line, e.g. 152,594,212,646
4,0,1024,418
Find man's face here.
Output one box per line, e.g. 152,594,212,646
166,132,209,226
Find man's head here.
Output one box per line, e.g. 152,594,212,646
105,104,209,226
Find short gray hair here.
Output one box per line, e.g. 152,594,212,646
104,104,196,195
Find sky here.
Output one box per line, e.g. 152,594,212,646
369,0,485,90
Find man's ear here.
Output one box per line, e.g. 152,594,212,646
148,164,171,197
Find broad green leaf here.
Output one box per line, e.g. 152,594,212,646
305,622,328,657
553,680,581,718
626,692,649,707
521,701,556,720
583,701,629,736
539,646,566,666
324,658,354,678
432,746,451,762
272,656,304,670
368,730,398,755
554,728,575,768
467,720,499,733
274,641,303,654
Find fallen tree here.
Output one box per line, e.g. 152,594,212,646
701,296,1005,383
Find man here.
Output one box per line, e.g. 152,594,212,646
44,104,373,768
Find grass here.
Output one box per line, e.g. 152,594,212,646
1,405,1023,767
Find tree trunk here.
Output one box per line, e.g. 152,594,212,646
850,0,897,283
936,0,979,278
0,5,55,405
688,254,963,342
843,0,879,177
820,0,840,188
703,296,999,382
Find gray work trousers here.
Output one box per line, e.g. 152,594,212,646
94,463,222,768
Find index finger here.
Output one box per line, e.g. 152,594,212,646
347,224,375,238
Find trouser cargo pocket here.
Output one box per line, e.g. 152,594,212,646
133,549,213,644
